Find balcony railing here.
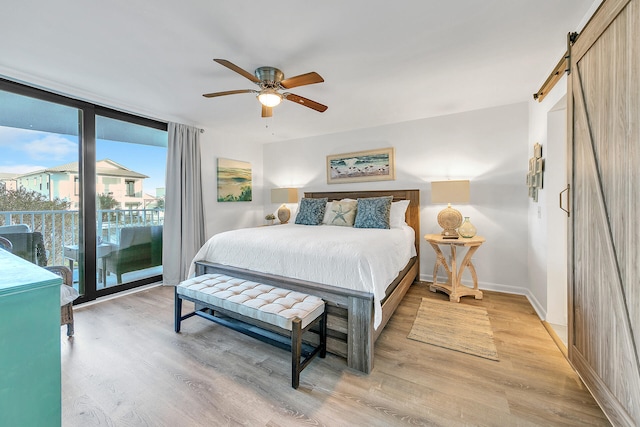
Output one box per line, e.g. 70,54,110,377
0,208,164,267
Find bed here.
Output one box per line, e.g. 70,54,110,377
190,189,420,373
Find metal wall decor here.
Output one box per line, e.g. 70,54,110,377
527,143,544,202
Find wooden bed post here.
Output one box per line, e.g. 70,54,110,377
348,296,374,373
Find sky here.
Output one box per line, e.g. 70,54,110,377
0,126,167,194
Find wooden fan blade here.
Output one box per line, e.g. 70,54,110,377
284,93,328,112
262,105,273,118
213,59,260,83
280,72,324,89
202,89,254,98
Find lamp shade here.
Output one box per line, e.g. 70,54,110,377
258,89,282,107
431,180,470,204
271,188,298,204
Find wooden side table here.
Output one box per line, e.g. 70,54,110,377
424,234,486,302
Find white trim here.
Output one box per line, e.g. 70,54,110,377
420,273,547,321
74,282,162,309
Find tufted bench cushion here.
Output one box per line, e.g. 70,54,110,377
175,273,327,389
176,273,325,330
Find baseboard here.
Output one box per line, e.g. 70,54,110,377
542,321,568,359
75,282,162,309
420,273,547,321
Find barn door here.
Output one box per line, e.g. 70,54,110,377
568,0,640,425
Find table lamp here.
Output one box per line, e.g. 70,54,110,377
271,188,298,224
431,180,470,239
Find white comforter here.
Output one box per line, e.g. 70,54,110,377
188,223,416,328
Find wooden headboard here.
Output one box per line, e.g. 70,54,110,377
304,189,420,263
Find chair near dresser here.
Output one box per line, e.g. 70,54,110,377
44,265,78,337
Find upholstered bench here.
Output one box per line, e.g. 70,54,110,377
175,273,327,389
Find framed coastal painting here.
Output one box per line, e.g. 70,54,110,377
327,147,396,184
217,158,252,202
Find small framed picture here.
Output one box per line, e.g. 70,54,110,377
534,143,543,158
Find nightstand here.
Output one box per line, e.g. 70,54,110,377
424,233,485,302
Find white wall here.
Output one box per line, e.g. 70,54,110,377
527,75,568,322
199,128,264,238
545,104,568,325
263,103,530,293
521,0,599,323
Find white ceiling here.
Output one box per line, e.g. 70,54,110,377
0,1,596,143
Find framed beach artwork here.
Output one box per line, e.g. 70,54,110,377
217,158,252,202
327,147,396,184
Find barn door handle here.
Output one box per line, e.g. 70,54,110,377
559,185,570,217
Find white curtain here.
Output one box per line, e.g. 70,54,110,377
163,122,205,285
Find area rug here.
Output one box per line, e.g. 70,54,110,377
408,298,499,361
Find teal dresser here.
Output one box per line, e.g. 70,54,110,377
0,250,61,427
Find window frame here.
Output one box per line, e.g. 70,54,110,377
0,77,168,303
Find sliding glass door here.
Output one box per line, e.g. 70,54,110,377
94,113,166,290
0,78,167,302
0,86,84,294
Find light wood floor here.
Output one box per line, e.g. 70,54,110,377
62,282,610,426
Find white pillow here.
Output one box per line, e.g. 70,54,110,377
322,202,333,224
390,200,410,228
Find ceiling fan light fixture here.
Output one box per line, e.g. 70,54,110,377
205,60,326,116
257,89,282,107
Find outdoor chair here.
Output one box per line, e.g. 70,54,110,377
0,236,12,252
0,230,47,266
105,225,162,284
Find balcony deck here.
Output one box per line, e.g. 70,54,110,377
0,208,163,291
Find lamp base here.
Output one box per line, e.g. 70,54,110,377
277,204,291,224
437,203,463,239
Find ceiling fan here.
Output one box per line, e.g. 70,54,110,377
203,59,328,118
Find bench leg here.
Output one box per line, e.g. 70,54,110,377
291,317,302,389
174,289,182,333
320,311,327,359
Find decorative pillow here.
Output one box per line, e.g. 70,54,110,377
390,200,410,228
354,196,393,229
324,200,358,227
294,198,328,225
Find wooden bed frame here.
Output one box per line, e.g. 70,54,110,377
194,189,420,373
